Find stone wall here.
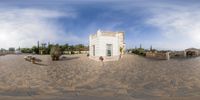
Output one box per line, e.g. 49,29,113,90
170,51,185,58
170,50,200,58
63,51,89,54
146,52,170,60
0,51,14,56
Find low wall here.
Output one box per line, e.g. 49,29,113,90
146,52,170,60
170,51,185,58
63,51,89,54
0,51,15,56
170,50,200,58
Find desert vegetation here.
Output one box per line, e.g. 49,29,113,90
19,43,88,55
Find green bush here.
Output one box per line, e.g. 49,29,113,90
132,48,146,56
21,48,33,53
71,51,75,54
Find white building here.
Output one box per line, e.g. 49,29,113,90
89,30,125,61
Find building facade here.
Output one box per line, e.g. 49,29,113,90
89,30,125,61
185,48,200,57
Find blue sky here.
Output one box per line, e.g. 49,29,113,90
0,0,200,50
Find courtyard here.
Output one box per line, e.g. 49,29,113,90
0,54,200,100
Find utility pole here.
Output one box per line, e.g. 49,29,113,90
150,45,152,51
37,41,40,54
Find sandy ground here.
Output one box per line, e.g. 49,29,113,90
0,54,200,100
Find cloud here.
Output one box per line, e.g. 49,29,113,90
0,8,78,49
1,1,199,50
146,4,200,50
106,1,200,50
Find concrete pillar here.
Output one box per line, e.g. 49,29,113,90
166,52,170,60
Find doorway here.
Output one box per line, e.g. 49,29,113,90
93,45,95,56
106,44,112,56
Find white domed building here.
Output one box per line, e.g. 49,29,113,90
89,30,125,61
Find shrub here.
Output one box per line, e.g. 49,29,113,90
50,45,62,61
132,48,146,56
71,51,75,54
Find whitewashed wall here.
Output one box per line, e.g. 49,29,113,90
89,35,120,57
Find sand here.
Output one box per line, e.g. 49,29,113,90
0,54,200,100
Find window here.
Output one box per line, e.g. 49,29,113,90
106,44,112,56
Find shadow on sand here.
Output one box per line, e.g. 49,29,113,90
34,63,48,66
60,56,80,61
25,58,48,66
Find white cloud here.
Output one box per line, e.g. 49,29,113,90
0,8,78,49
146,5,200,50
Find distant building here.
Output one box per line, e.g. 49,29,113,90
0,48,7,55
89,30,125,61
185,48,200,57
0,48,6,52
9,47,15,51
8,47,15,54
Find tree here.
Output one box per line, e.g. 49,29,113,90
21,48,32,53
37,41,40,54
75,44,84,51
69,45,75,51
59,45,65,54
64,44,69,51
47,44,53,54
139,44,142,49
150,45,152,51
32,46,38,54
132,48,146,56
41,43,47,48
